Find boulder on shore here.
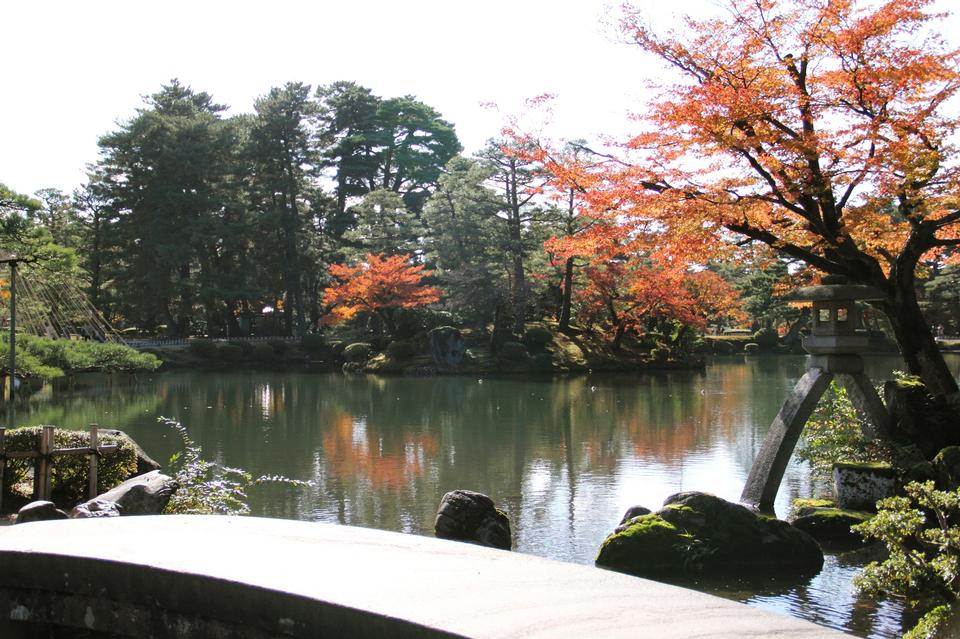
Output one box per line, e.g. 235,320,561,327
428,327,466,367
71,498,122,519
434,489,511,550
596,492,823,578
15,501,68,524
89,470,178,515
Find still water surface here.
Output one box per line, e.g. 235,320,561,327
19,354,960,637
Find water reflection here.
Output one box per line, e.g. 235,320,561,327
20,354,960,638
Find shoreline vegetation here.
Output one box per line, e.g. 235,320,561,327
132,324,931,378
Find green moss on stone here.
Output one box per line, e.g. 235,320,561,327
791,507,873,546
833,461,895,473
791,498,836,519
596,514,689,576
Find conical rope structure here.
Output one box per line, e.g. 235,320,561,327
2,269,123,344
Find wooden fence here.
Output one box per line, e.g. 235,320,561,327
0,425,118,513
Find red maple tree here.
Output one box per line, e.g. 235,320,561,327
531,0,960,395
322,253,442,337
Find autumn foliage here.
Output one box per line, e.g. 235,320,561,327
322,253,442,336
525,0,960,394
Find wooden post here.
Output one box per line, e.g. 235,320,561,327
34,426,54,501
0,427,5,514
88,424,99,499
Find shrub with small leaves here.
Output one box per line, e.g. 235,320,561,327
753,327,779,350
267,339,289,356
217,343,244,363
227,340,255,357
158,417,310,516
853,481,960,638
797,382,891,478
522,326,553,354
189,340,219,359
251,342,276,362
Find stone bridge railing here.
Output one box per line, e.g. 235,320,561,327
0,516,843,638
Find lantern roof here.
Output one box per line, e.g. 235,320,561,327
785,275,885,303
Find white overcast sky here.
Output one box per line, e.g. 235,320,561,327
2,1,957,196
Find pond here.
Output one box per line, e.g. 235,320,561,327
17,353,960,637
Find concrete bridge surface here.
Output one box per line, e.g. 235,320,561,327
0,516,846,638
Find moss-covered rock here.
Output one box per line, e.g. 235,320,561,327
790,498,836,519
790,507,872,547
596,492,823,577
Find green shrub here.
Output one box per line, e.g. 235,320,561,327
343,342,373,363
797,382,890,478
2,426,139,507
386,340,415,361
522,325,553,354
158,417,309,515
300,334,326,354
267,339,289,356
251,342,276,362
227,340,254,356
189,340,219,359
753,327,779,350
217,343,244,363
498,341,529,362
853,481,960,638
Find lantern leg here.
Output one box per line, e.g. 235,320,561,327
836,373,888,440
741,366,834,512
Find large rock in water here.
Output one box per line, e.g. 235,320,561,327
434,489,511,550
428,327,466,367
596,492,823,577
92,470,178,515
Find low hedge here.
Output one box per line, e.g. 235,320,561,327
523,326,553,354
2,427,139,507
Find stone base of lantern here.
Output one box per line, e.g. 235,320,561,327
741,354,889,513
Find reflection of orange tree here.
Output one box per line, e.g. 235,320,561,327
321,413,439,491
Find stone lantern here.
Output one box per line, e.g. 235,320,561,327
740,275,890,512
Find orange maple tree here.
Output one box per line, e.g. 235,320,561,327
537,0,960,395
321,253,442,337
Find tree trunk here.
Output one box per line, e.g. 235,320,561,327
558,257,574,333
781,307,810,347
611,322,626,351
881,293,959,397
